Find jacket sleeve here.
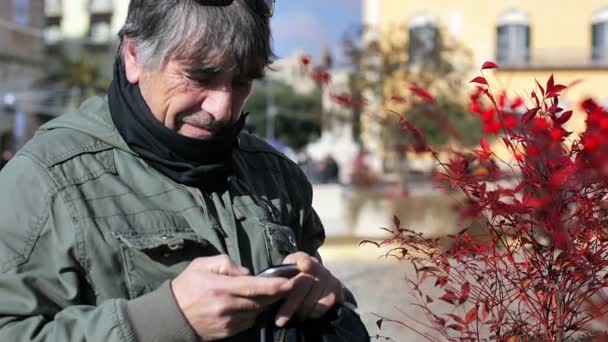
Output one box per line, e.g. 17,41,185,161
299,175,358,308
0,154,197,342
299,177,326,259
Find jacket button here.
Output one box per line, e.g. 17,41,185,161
167,238,185,251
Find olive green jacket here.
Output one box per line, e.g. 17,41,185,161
0,96,325,341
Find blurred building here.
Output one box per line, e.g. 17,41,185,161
0,0,45,151
44,0,128,77
363,0,608,160
42,0,127,115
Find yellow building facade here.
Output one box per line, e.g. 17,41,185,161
363,0,608,161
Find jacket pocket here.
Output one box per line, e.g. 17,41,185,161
115,230,219,299
260,220,299,265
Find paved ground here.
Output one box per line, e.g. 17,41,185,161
310,179,479,341
313,182,448,342
323,257,431,342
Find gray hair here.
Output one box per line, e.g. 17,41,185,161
117,0,274,78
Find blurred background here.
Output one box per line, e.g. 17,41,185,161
2,0,608,339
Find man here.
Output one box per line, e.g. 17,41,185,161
0,0,357,341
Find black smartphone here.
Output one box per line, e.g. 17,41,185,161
256,264,300,278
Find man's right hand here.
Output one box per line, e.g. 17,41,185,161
171,255,293,340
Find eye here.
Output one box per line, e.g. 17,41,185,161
187,75,213,87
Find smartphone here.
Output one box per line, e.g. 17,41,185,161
256,264,300,278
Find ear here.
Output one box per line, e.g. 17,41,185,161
123,36,142,84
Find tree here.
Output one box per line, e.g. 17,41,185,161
343,24,481,152
244,80,323,150
42,50,111,114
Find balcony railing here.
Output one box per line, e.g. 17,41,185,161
88,22,112,45
45,0,62,17
44,25,62,45
497,48,608,69
89,0,113,14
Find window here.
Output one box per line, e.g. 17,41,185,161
89,0,113,14
496,10,530,66
90,21,111,43
44,26,62,45
409,13,439,65
13,0,30,27
592,8,608,63
45,0,62,16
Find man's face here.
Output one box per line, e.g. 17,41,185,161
125,42,254,140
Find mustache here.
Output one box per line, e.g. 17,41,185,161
175,110,227,132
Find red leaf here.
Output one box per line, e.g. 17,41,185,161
409,85,435,103
460,282,471,303
300,55,311,66
549,127,565,141
503,113,518,129
532,91,540,107
392,215,401,228
470,76,488,85
439,291,459,304
389,95,407,104
475,137,492,160
546,74,555,94
480,137,490,152
536,79,545,96
521,107,540,124
482,61,499,69
435,276,448,287
510,97,524,110
465,306,478,325
546,84,567,98
446,313,466,325
312,70,331,85
483,120,502,134
329,93,353,107
447,324,464,331
481,302,490,321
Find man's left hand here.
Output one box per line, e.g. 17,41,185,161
274,252,344,327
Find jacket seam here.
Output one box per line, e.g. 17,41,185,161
0,154,58,273
75,206,199,220
31,140,113,167
114,300,137,342
24,150,101,269
63,187,180,204
59,162,115,187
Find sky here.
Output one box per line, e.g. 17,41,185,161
271,0,362,67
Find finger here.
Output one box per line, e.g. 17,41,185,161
274,274,315,327
308,278,344,319
307,289,335,319
283,251,313,266
296,276,326,320
223,275,293,298
225,296,266,313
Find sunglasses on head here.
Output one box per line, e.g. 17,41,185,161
195,0,275,17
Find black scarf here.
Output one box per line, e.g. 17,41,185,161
108,60,246,189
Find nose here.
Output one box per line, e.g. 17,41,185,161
202,87,233,123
